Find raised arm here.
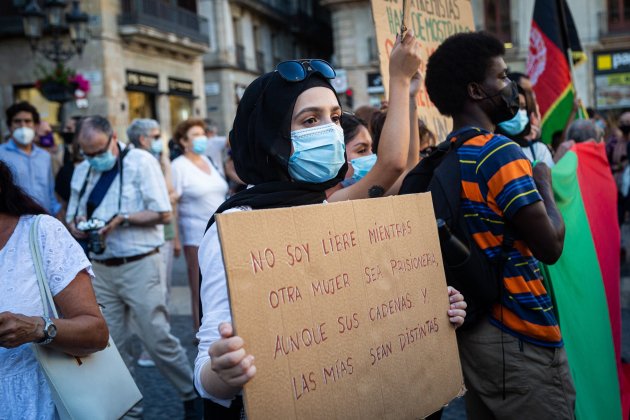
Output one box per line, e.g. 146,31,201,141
328,30,421,201
387,71,422,195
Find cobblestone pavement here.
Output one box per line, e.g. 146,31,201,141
133,236,630,419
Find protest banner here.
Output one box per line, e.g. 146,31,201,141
216,193,464,420
370,0,475,142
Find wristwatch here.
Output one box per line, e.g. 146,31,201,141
38,316,57,345
121,213,130,227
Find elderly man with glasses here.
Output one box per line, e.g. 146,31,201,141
66,115,200,418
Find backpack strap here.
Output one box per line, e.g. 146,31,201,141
432,128,485,217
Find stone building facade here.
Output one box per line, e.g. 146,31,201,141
0,0,208,139
199,0,333,134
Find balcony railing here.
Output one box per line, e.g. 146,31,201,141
256,50,265,73
236,44,246,69
119,0,209,44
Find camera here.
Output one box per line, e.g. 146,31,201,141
86,229,106,254
77,219,106,255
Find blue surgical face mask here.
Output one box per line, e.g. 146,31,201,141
497,109,529,135
288,123,346,183
595,119,607,131
87,150,117,172
349,153,377,182
192,136,208,155
150,139,163,155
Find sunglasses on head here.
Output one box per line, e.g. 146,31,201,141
275,59,336,82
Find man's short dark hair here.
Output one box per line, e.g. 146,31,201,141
5,101,40,126
425,31,505,116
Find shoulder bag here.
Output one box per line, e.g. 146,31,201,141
29,215,143,420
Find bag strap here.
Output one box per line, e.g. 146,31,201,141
529,142,537,161
74,146,131,221
29,215,59,319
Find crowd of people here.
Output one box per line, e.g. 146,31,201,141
0,28,624,420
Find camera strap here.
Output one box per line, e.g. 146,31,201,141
74,144,130,222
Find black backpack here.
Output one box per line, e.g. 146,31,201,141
399,128,512,328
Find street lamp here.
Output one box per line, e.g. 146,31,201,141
21,0,90,66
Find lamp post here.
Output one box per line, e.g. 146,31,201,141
21,0,89,67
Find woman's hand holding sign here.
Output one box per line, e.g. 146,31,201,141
447,286,467,329
205,322,256,398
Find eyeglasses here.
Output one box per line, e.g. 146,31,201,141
275,59,336,82
81,135,113,158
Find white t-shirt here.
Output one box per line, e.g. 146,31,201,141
194,206,249,407
205,136,227,178
171,155,229,247
521,141,555,168
0,215,93,420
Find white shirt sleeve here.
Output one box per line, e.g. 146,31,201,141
535,142,555,168
38,215,94,296
136,151,172,213
65,162,89,224
194,207,248,406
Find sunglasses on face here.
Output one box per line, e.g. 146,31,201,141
275,59,336,82
81,135,113,158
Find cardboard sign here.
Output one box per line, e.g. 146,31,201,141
216,194,464,420
370,0,475,142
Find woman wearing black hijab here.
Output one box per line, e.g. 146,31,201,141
194,31,467,415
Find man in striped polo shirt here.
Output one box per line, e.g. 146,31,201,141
425,32,575,418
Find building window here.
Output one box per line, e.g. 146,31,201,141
14,86,61,128
169,96,192,133
609,0,630,33
127,91,156,121
367,37,378,62
484,0,511,43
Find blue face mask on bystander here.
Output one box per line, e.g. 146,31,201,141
191,136,208,155
497,109,529,136
150,139,163,155
288,123,346,183
87,151,117,172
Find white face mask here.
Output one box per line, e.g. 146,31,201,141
12,127,35,146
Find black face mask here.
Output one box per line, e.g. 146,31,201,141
479,81,519,126
61,132,75,144
620,124,630,136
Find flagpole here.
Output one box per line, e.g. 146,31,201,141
557,0,586,119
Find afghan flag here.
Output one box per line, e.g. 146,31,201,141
543,142,630,419
526,0,583,144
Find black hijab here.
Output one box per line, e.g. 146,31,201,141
210,70,347,221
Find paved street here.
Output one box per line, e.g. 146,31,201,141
133,227,630,419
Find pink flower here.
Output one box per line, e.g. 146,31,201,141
70,74,90,93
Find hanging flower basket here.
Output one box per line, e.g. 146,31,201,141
38,80,76,102
34,64,91,104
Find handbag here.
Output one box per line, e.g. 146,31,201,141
29,215,143,420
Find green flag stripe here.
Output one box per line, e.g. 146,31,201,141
541,88,574,145
546,151,621,419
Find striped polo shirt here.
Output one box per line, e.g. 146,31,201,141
452,127,562,347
